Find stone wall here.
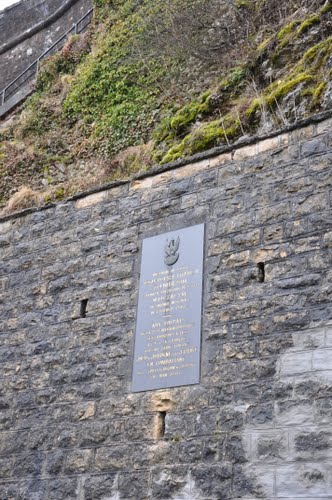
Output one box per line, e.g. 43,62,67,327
0,0,93,91
0,116,331,499
0,0,65,45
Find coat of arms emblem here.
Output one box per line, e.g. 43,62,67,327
164,236,180,266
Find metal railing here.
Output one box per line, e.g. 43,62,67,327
0,7,94,107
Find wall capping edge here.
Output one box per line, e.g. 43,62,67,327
0,108,331,224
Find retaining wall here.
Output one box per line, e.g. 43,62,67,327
0,116,332,498
0,0,93,91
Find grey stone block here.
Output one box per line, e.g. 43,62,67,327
1,117,332,499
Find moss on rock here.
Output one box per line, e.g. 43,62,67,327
154,92,212,143
277,21,299,42
302,37,332,65
276,20,300,49
320,1,331,14
298,14,321,35
312,81,327,106
160,114,240,164
265,73,313,106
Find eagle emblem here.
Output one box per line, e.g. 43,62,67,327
164,236,180,266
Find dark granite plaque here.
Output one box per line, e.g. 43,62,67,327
132,223,205,392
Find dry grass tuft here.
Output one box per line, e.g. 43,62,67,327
108,142,154,180
0,187,43,216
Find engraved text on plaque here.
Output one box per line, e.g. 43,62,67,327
132,223,205,392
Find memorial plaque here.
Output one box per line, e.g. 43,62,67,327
132,223,205,392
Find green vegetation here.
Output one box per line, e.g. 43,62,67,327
257,37,272,52
17,92,55,137
312,81,327,106
265,73,313,106
247,34,332,120
0,0,331,211
303,36,332,63
277,21,299,41
320,1,331,14
159,116,241,164
153,91,212,144
37,34,90,92
298,14,320,35
220,66,247,93
63,1,168,156
276,20,300,49
153,65,247,162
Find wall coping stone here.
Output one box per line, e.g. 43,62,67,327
0,0,83,55
0,108,331,224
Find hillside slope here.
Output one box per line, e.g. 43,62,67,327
0,0,331,213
